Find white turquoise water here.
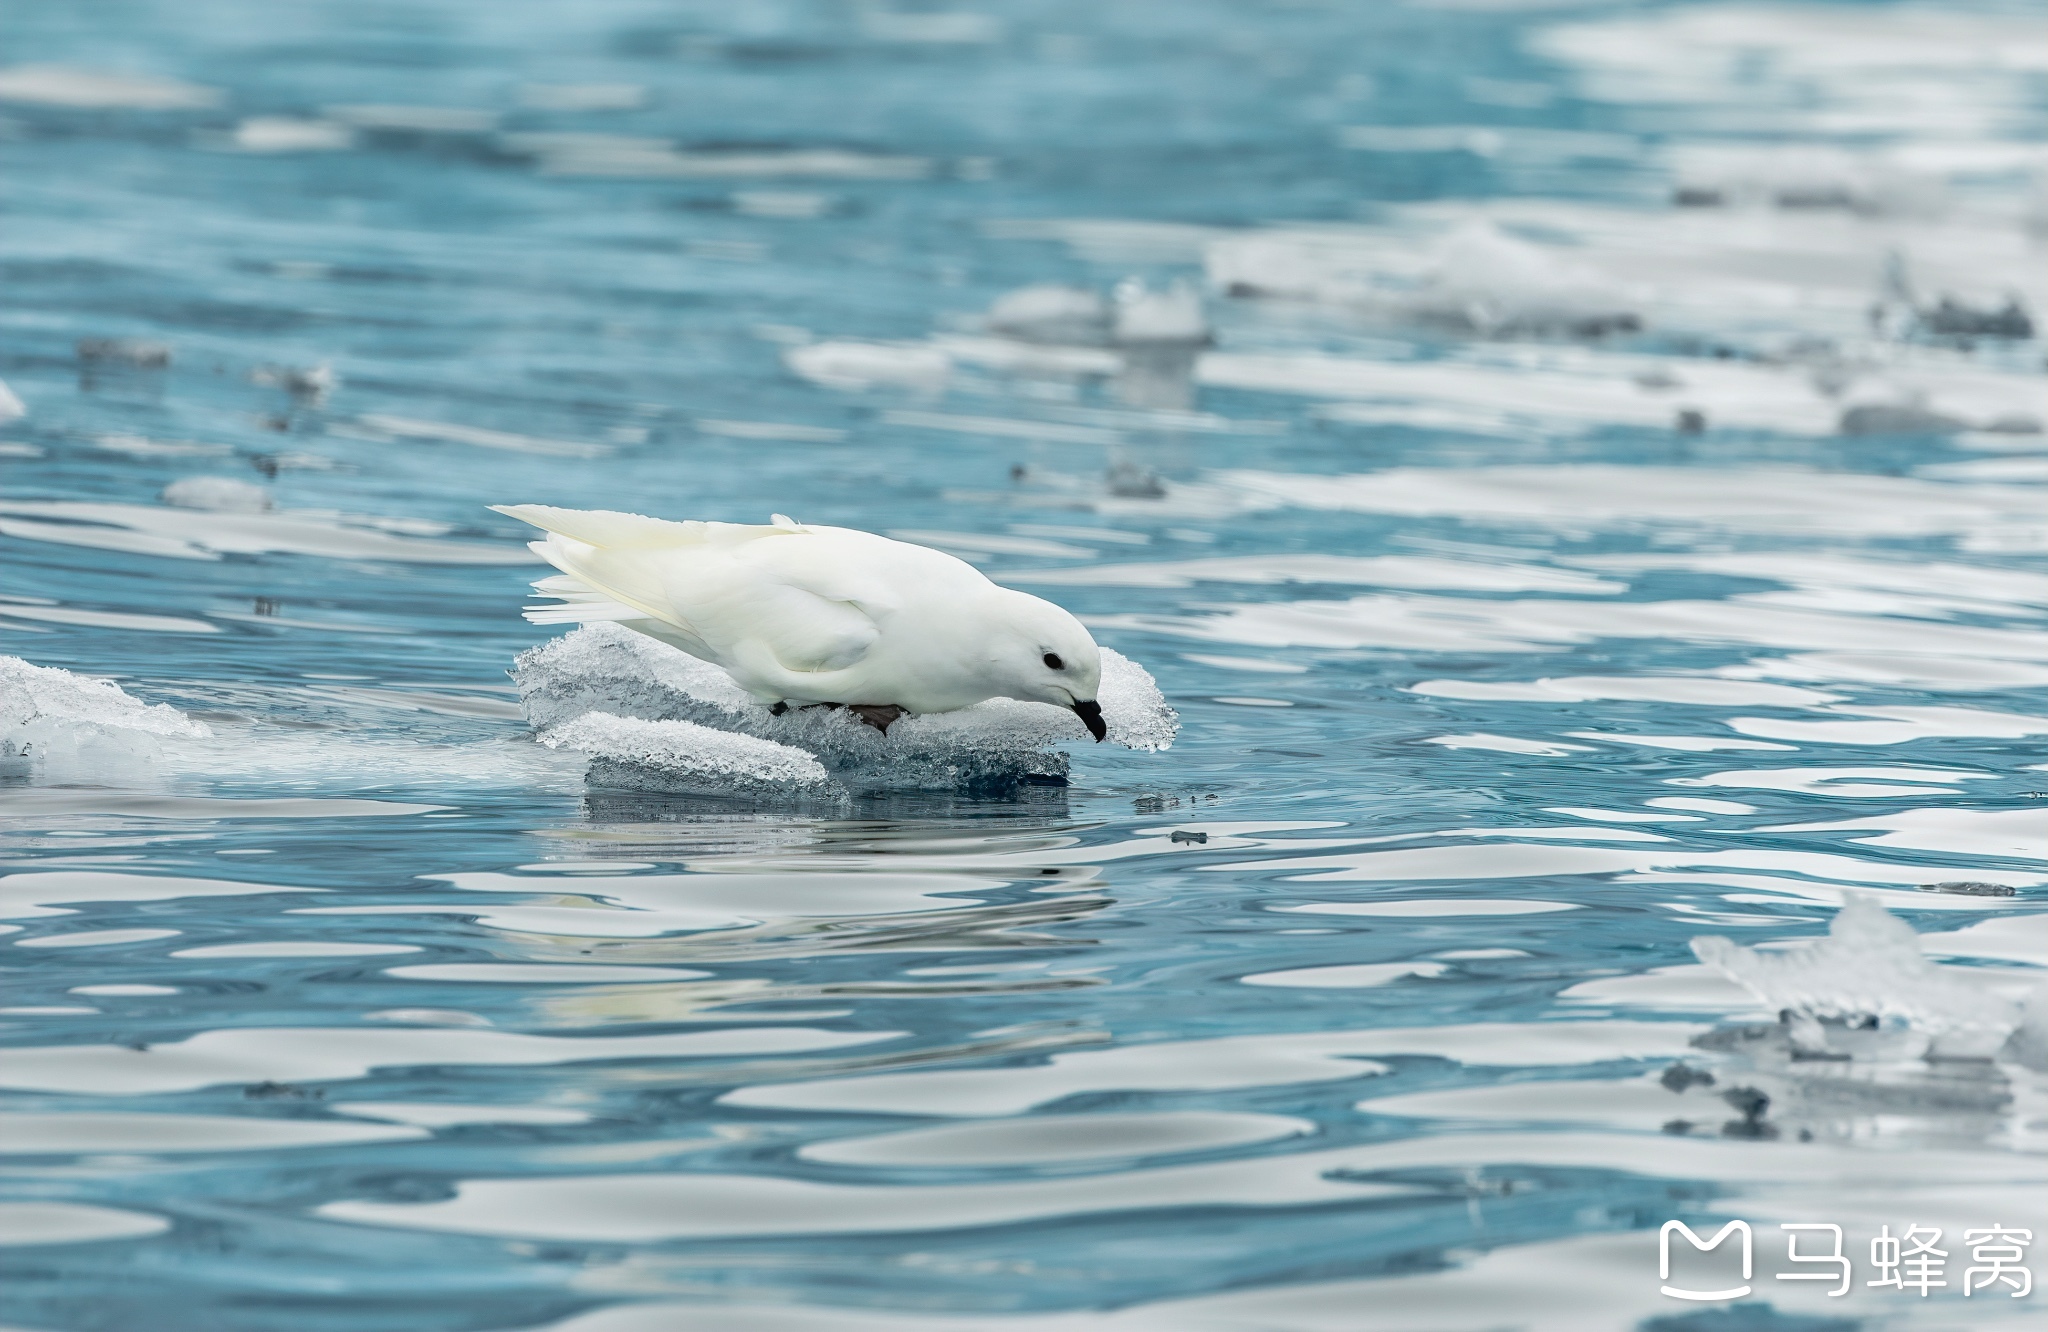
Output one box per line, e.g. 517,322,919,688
1,1,2044,1328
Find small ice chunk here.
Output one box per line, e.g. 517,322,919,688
250,363,339,404
1837,402,1969,437
1094,648,1177,751
1113,279,1210,346
987,284,1112,346
539,712,836,799
1,655,210,783
1110,280,1211,408
1919,880,2016,898
515,620,757,733
784,341,951,392
0,65,221,110
160,477,273,513
0,657,208,741
1692,897,2021,1058
1210,221,1639,340
1919,295,2033,340
232,117,354,153
1414,223,1639,338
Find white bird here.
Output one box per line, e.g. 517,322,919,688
492,505,1107,739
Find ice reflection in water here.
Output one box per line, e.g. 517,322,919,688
2,0,2046,1327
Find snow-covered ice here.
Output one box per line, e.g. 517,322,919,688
0,655,212,783
1692,896,2035,1059
1210,220,1641,340
513,622,1176,797
537,713,836,800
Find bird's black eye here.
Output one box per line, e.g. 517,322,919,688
1043,652,1064,670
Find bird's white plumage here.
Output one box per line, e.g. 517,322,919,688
492,505,1104,723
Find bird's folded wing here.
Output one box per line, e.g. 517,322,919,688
718,531,910,674
709,583,879,675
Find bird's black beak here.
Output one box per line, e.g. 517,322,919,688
1071,698,1106,742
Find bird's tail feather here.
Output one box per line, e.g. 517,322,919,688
521,573,644,625
522,603,644,625
519,557,717,661
491,504,798,550
495,505,764,661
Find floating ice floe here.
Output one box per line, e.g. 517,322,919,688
497,133,929,181
1209,220,1643,340
0,65,221,111
1206,190,2047,365
0,656,211,784
250,362,339,405
538,713,837,801
1692,896,2041,1061
1664,142,1933,215
1113,278,1211,346
985,284,1112,346
1531,4,2048,143
514,623,1176,798
960,278,1215,408
228,117,356,154
160,476,273,513
783,340,953,393
1111,279,1211,410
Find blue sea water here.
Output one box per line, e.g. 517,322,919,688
2,1,2045,1329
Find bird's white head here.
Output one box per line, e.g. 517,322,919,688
984,589,1106,740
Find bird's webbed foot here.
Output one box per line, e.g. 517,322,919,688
771,700,847,717
770,700,905,734
846,704,910,734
